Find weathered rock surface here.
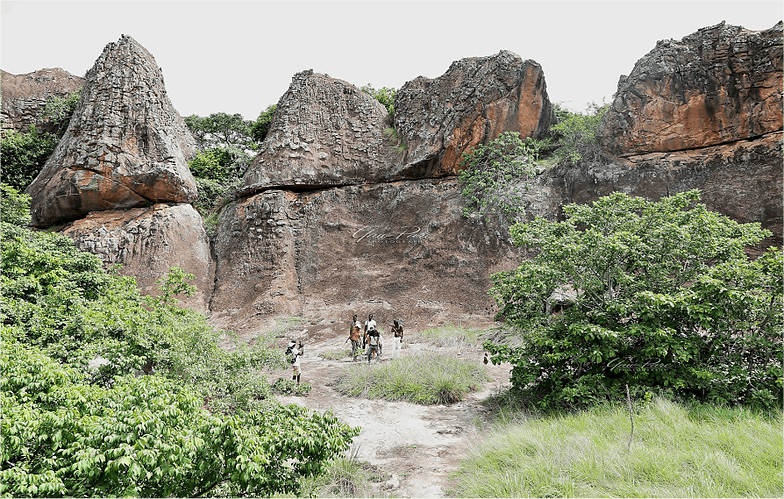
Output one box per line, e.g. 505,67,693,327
1,68,84,134
25,35,198,228
210,179,520,334
240,71,400,195
61,203,214,312
394,50,554,178
599,21,783,156
523,131,783,249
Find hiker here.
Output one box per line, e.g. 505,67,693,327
366,325,382,363
364,314,382,363
345,314,363,361
287,339,304,384
390,319,404,359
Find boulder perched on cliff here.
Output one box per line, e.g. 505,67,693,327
61,203,214,312
241,71,400,195
1,68,84,134
599,21,783,156
25,35,198,227
394,50,554,177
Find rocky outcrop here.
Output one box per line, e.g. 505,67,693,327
25,35,198,228
240,71,400,196
394,50,554,178
210,179,518,333
1,68,84,134
61,203,214,312
599,21,783,156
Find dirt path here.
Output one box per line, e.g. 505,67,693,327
265,331,512,498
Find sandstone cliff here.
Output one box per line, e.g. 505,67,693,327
25,35,198,228
0,68,84,134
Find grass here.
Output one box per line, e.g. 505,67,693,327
447,397,783,497
320,348,353,360
417,323,490,349
298,454,387,498
334,353,491,405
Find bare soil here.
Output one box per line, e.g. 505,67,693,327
263,329,512,498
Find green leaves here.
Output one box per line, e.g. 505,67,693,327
0,126,59,191
487,190,782,410
458,131,539,224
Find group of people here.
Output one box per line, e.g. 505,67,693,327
346,313,404,363
284,313,405,385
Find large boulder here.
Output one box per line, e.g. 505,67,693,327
61,203,214,312
210,179,520,334
598,21,783,156
240,71,400,196
394,50,554,177
25,35,198,227
1,68,84,134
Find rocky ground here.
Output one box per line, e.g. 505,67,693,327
262,329,513,498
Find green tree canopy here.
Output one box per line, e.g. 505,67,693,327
486,190,782,410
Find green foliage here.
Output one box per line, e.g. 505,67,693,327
1,183,32,227
187,147,234,181
297,455,385,498
417,323,488,349
335,353,491,405
448,397,783,498
547,102,607,166
0,126,59,191
361,84,396,118
1,204,360,496
184,112,256,152
1,334,359,497
271,378,313,396
486,190,783,410
250,104,277,143
458,131,539,224
40,90,81,135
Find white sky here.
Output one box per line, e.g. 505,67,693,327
2,0,782,120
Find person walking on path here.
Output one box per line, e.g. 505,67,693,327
390,319,404,359
346,314,363,361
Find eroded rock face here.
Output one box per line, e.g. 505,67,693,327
61,203,214,312
394,50,554,177
241,71,400,196
599,21,783,156
210,179,520,334
25,35,198,227
1,68,84,134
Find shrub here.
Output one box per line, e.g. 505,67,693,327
0,126,58,191
486,190,782,410
547,101,607,166
458,131,538,224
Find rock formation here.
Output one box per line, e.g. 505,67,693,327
525,21,782,250
240,71,400,196
598,21,782,155
1,68,84,134
61,203,214,312
25,35,198,228
394,50,554,177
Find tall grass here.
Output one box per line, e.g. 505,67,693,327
417,323,489,349
335,353,491,405
297,456,386,498
447,397,783,497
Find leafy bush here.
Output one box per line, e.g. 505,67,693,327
458,131,539,224
547,102,607,166
0,126,59,191
361,84,396,118
271,378,313,396
335,353,490,405
0,183,32,227
448,397,783,498
39,90,81,136
486,190,783,410
250,104,277,143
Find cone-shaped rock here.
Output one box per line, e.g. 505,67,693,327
598,21,783,156
394,50,554,177
26,34,197,227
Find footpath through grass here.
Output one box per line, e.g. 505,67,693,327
334,352,491,405
447,397,783,497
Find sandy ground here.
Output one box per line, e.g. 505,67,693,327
264,330,513,498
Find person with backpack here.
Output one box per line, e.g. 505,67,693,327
364,314,382,363
390,319,404,358
286,339,304,384
345,314,363,361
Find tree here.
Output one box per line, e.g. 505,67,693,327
485,190,782,410
0,126,59,191
250,104,277,144
361,84,396,118
458,131,539,224
547,102,608,166
184,113,256,152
